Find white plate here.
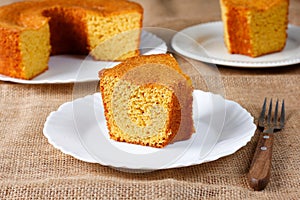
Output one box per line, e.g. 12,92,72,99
171,21,300,67
0,31,167,84
43,90,256,171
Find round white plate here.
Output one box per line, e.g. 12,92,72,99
171,21,300,67
43,90,256,171
0,31,167,84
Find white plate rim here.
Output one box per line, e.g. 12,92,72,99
43,90,256,170
171,21,300,68
0,30,167,84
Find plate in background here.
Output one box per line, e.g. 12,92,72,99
172,21,300,67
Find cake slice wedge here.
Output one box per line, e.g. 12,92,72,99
99,54,195,148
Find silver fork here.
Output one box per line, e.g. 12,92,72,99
248,98,285,191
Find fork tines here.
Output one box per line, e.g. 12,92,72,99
280,100,285,128
259,98,285,129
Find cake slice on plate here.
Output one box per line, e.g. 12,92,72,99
99,54,195,148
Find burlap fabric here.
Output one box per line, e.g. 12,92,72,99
1,0,300,199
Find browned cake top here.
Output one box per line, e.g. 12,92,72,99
0,0,143,29
99,54,193,90
221,0,288,10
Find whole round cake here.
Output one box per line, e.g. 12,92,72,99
0,0,143,79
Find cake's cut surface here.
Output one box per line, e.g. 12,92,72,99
0,0,143,79
220,0,289,57
99,54,195,148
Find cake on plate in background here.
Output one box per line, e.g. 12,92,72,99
0,0,143,80
220,0,289,57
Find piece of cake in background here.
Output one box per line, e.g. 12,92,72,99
99,54,195,148
220,0,289,57
0,0,143,80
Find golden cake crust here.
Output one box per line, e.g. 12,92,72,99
221,0,287,10
0,0,143,28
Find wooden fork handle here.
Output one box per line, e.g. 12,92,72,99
248,133,274,191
